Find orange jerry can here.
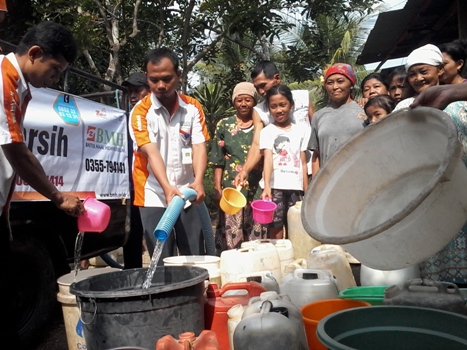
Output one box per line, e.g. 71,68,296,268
204,282,266,350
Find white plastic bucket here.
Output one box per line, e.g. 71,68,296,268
302,107,467,270
163,255,221,287
57,267,121,350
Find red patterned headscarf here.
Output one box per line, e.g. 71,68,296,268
324,63,357,85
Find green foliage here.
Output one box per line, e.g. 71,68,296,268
191,82,235,139
191,81,235,217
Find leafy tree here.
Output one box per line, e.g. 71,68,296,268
3,0,383,95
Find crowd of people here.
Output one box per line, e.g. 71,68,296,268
1,18,467,345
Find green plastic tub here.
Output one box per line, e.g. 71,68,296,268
317,305,467,350
338,286,387,305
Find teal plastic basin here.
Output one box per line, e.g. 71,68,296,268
318,305,467,350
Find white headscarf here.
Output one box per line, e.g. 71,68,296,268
405,44,443,72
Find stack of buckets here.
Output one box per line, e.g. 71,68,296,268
57,267,121,350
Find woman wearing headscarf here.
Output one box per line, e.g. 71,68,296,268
394,44,446,110
309,63,366,175
209,82,267,253
399,44,467,286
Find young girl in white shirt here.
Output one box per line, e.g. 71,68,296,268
259,85,309,239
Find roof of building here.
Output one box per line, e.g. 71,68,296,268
357,0,464,70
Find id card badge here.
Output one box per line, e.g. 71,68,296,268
182,146,193,164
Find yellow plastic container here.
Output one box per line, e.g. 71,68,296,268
220,186,247,215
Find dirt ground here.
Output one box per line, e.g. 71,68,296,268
33,310,68,350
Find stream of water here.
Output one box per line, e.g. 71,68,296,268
142,239,165,289
73,232,85,277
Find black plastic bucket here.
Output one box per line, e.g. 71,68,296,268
317,305,467,349
69,266,208,350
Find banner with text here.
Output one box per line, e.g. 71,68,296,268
12,87,129,201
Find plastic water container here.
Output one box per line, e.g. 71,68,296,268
383,278,466,314
282,258,308,281
241,239,294,275
242,293,307,348
204,282,266,350
287,201,321,259
244,291,291,313
307,245,356,292
227,305,244,350
220,245,282,285
245,272,280,293
280,269,339,308
234,300,308,350
163,255,222,287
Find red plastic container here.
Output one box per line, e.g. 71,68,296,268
204,282,266,350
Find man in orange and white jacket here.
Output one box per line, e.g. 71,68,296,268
128,47,210,263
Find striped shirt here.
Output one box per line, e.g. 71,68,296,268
0,53,31,215
129,92,210,207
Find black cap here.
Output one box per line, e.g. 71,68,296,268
122,72,148,87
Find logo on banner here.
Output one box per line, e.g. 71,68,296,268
54,94,80,125
86,126,124,146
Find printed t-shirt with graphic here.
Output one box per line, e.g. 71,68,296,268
259,123,309,191
255,90,312,173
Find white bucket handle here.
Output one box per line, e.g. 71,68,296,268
78,298,98,325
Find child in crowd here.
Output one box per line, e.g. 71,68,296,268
364,94,395,124
387,66,413,104
259,85,309,239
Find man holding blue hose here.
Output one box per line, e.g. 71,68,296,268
128,47,210,264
